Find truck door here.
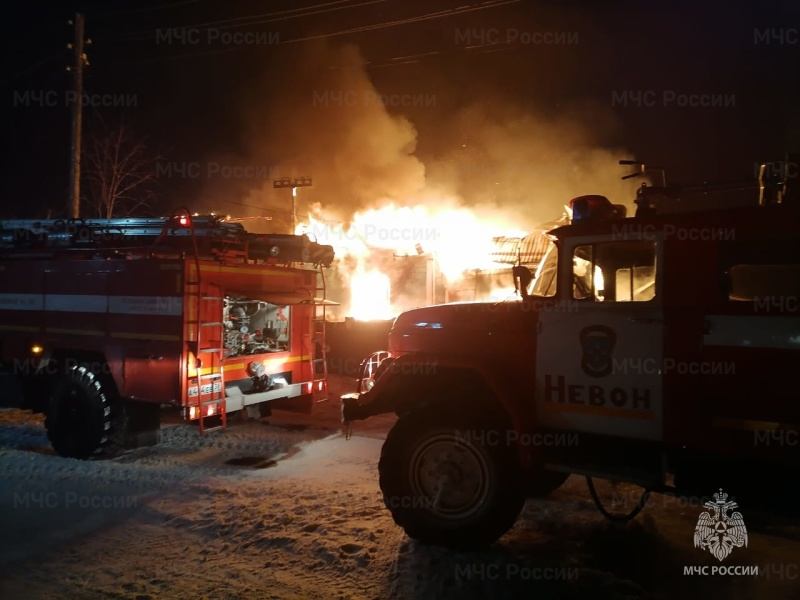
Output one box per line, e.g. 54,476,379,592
536,236,664,442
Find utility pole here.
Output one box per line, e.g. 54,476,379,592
273,176,312,233
67,13,88,218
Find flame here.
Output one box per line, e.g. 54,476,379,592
296,199,531,320
349,269,393,321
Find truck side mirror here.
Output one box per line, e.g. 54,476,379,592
512,266,533,298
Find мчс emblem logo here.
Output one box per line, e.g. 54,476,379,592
693,489,748,562
579,325,616,378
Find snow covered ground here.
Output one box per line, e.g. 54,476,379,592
0,376,798,599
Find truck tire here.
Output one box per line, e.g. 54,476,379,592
45,364,121,459
379,409,525,549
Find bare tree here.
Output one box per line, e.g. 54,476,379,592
82,118,160,218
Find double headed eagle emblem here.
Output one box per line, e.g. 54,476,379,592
693,489,748,562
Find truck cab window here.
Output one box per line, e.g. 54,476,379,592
720,238,800,302
572,241,656,302
728,264,800,300
572,246,605,301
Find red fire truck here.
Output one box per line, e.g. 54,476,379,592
342,164,800,548
0,210,335,459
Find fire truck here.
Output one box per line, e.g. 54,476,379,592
342,162,800,548
0,210,335,459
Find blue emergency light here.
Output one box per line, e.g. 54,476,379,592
570,195,627,223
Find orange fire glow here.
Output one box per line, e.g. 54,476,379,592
296,200,530,320
349,269,393,321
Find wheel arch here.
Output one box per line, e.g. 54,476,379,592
363,353,537,468
45,348,121,399
16,348,120,413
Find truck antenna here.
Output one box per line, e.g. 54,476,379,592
619,159,667,187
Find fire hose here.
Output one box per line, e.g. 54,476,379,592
585,476,652,523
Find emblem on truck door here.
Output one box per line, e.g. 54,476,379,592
579,325,616,378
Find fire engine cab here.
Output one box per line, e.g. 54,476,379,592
342,164,800,548
0,210,335,459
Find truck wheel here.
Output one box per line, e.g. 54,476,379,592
45,365,121,459
379,409,525,549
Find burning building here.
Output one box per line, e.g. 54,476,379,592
449,213,570,303
299,206,569,322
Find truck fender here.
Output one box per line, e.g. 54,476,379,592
352,352,537,467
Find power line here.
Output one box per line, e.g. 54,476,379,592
106,0,520,63
108,40,514,66
363,43,519,69
280,0,520,46
111,0,386,41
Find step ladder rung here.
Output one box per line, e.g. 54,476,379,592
200,322,223,327
199,425,225,433
199,399,225,406
201,296,223,300
198,348,223,353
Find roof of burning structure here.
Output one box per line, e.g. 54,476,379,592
490,214,568,265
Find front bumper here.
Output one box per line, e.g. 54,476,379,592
341,391,386,422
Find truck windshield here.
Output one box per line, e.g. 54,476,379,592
531,245,558,297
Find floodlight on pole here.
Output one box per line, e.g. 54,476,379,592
273,176,312,233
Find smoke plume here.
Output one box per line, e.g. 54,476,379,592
231,40,641,232
236,42,426,227
223,40,645,317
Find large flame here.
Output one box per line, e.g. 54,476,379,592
297,200,530,320
349,269,393,321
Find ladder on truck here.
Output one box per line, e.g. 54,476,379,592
190,280,227,433
311,265,328,393
171,209,226,435
0,212,336,268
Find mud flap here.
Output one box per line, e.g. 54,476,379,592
121,400,161,449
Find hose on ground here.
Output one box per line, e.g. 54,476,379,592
585,476,651,523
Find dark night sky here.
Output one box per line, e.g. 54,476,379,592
2,0,799,221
